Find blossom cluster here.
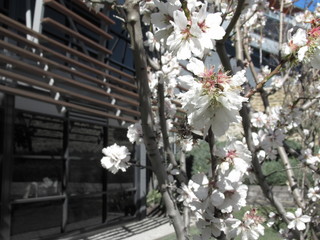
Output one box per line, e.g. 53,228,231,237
178,59,247,137
282,14,320,69
145,0,226,60
251,107,285,160
101,143,131,174
177,140,266,240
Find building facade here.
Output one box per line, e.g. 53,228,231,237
0,1,146,239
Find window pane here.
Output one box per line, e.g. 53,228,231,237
68,121,104,195
11,200,62,236
69,121,103,159
107,167,136,221
67,195,102,230
14,112,63,155
11,158,62,200
68,159,103,195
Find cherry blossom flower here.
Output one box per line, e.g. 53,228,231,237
196,212,224,239
144,31,161,52
193,2,225,50
286,208,311,231
166,10,203,60
281,28,308,56
177,183,198,209
216,140,252,175
127,122,143,144
213,171,248,213
179,137,194,152
267,212,276,227
139,0,156,25
233,209,265,240
301,149,320,166
307,186,320,202
251,112,267,128
101,144,131,174
179,69,247,137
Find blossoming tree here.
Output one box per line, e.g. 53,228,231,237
84,0,320,239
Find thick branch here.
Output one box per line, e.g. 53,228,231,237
158,81,187,184
278,146,306,209
221,0,246,43
124,1,185,239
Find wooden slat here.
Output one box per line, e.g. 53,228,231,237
0,37,138,103
42,17,112,55
71,0,115,25
0,26,137,92
0,85,137,123
44,0,113,40
0,14,135,83
0,69,140,117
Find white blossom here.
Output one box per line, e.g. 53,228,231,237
307,186,320,202
144,31,161,52
179,69,247,137
127,122,143,144
286,208,311,231
101,144,131,174
166,10,203,59
251,112,267,128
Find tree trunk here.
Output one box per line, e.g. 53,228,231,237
124,1,186,239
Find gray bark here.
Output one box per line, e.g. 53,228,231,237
124,1,186,239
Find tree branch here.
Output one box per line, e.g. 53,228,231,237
123,1,186,239
277,146,306,209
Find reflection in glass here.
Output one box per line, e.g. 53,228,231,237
11,158,62,199
11,200,62,236
67,195,102,230
107,167,136,221
69,121,103,158
14,112,63,155
68,159,102,195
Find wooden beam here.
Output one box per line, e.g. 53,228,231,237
0,68,140,116
0,28,137,91
0,13,135,82
0,39,138,103
42,17,112,55
44,0,113,40
71,0,115,25
0,85,137,123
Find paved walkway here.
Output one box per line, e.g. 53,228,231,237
57,216,175,240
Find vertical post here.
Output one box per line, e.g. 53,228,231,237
0,94,15,240
102,126,108,223
135,144,146,220
26,0,33,41
61,114,69,232
32,0,45,34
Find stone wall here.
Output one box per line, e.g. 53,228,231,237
247,185,294,207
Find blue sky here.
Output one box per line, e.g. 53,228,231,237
294,0,319,10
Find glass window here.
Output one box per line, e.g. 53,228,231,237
105,126,136,221
69,121,103,159
68,159,103,195
11,157,62,200
14,112,63,155
11,200,62,236
106,167,136,221
67,195,102,230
